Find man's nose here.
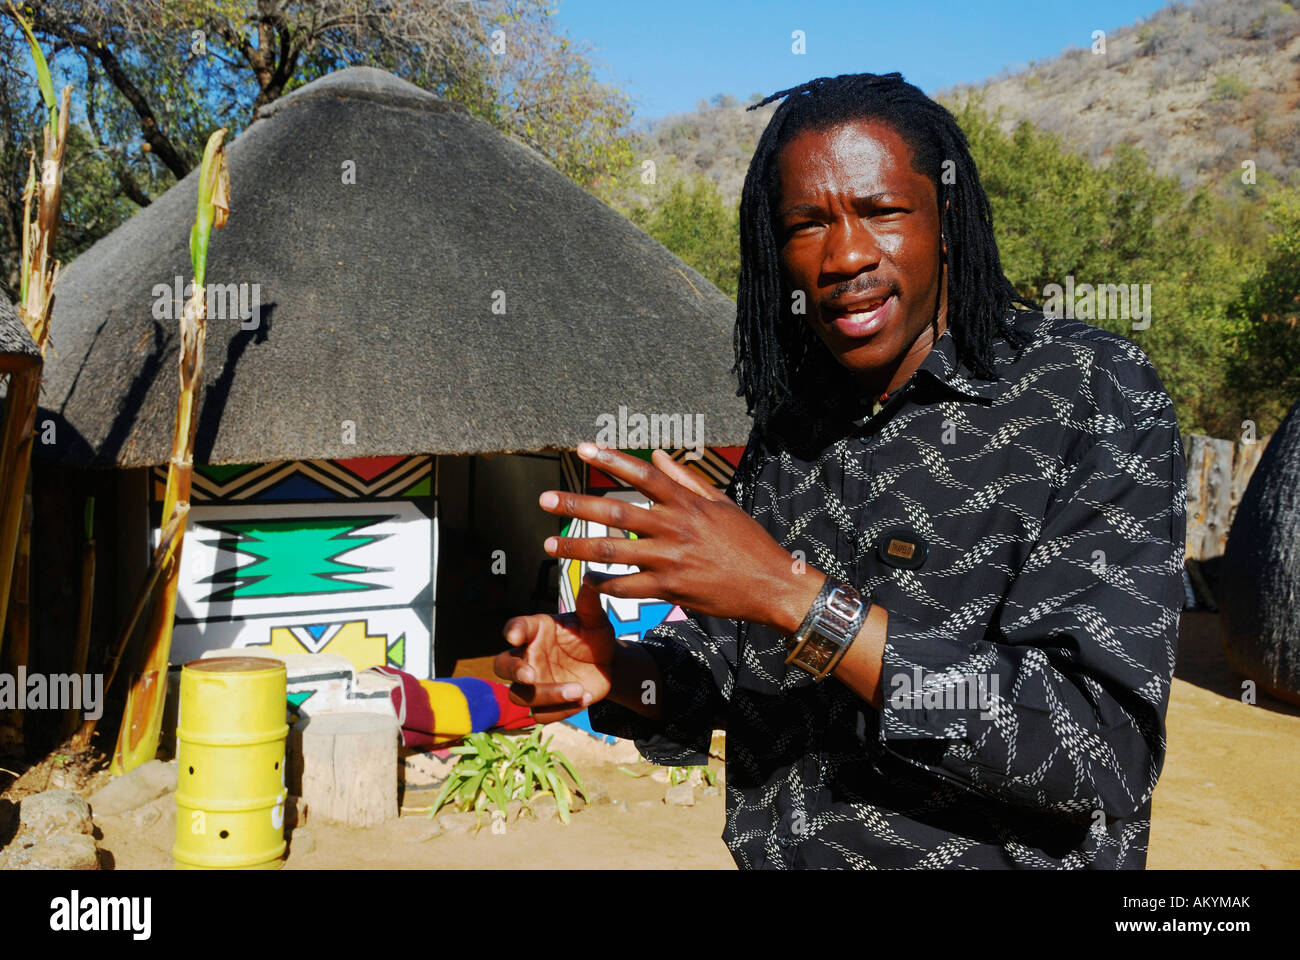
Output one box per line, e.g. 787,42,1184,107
820,217,882,278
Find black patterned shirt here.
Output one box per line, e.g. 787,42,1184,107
588,308,1186,869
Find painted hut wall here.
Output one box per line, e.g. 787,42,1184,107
152,456,437,679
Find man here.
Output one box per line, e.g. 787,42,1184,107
495,72,1186,868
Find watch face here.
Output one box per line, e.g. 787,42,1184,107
795,633,839,674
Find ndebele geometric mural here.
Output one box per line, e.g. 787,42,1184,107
152,456,437,678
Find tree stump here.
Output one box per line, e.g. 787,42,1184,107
1221,399,1300,705
291,712,399,827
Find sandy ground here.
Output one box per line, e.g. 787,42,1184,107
10,611,1300,870
1147,612,1300,869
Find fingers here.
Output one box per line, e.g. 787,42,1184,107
505,680,590,708
576,441,682,506
502,613,550,649
590,571,662,601
538,489,664,536
651,449,725,501
543,533,663,568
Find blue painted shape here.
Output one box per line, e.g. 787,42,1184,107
304,623,329,641
605,601,674,642
258,472,337,501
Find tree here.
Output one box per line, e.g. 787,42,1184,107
626,173,739,299
1228,184,1300,430
1,0,640,297
948,93,1271,437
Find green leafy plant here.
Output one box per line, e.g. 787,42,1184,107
618,761,717,788
429,729,585,830
668,764,717,788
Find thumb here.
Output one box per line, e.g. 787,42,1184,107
576,573,613,631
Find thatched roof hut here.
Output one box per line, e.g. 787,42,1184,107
28,67,751,701
39,66,748,468
0,297,40,375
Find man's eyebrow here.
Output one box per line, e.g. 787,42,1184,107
778,193,899,218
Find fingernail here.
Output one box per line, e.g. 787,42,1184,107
581,692,592,706
544,536,558,553
577,442,598,459
539,491,558,509
562,683,581,699
519,666,534,683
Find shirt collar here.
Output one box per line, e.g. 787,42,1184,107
909,326,1001,403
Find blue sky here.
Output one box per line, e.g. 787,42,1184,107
552,0,1171,124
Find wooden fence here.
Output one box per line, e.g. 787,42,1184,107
1184,432,1270,561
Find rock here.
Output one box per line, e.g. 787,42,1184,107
17,790,93,842
88,760,177,816
47,766,81,792
6,834,100,870
650,768,669,784
531,795,559,822
665,784,696,807
505,800,523,821
129,803,161,829
289,827,315,857
437,811,478,834
701,785,721,797
417,821,443,842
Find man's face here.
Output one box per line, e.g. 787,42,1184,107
774,119,948,394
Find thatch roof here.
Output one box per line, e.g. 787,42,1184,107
38,67,750,468
0,296,40,373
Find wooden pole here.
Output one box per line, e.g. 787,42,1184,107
61,498,95,743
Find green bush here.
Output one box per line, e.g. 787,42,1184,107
1210,74,1250,101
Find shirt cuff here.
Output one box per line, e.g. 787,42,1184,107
586,623,722,767
587,700,711,766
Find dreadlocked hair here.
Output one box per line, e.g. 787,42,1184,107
735,72,1037,433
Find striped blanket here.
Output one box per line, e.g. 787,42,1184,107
368,666,534,747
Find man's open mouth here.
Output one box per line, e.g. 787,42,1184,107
823,293,895,338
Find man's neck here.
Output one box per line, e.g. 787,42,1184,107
854,313,949,398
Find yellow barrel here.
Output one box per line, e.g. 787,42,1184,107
173,656,288,870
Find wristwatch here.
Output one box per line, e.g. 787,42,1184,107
784,578,869,681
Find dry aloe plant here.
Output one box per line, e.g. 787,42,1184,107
112,128,228,773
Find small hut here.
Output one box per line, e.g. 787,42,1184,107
35,67,749,700
0,297,40,376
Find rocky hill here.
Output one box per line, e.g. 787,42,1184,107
633,0,1300,205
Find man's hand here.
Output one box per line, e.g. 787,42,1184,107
538,443,820,633
494,574,617,724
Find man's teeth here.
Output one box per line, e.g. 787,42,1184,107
844,298,887,316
